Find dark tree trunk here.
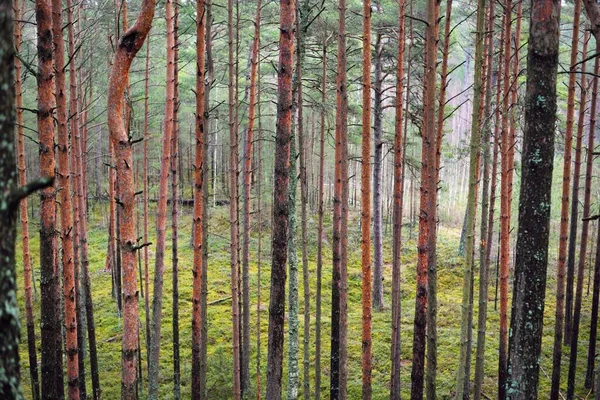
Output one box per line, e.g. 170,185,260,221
506,0,560,397
265,0,294,397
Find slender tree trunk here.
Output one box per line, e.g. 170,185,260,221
52,0,81,395
585,52,600,391
265,0,294,397
68,6,99,395
199,2,213,396
242,0,261,394
498,0,513,396
171,4,180,396
147,1,176,395
562,0,583,350
36,0,65,396
566,43,592,400
411,0,437,397
228,0,242,395
456,0,485,395
298,6,311,398
550,0,581,395
191,0,207,397
372,31,385,312
107,1,155,397
143,34,151,362
331,0,349,396
361,0,372,397
390,1,406,399
256,57,263,400
315,36,327,400
473,3,495,398
506,1,560,396
14,0,40,396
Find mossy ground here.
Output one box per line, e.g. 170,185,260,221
16,201,596,399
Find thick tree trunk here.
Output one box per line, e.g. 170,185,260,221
14,0,40,396
107,0,155,397
35,0,65,396
506,0,560,396
147,1,176,395
360,0,372,397
390,1,406,399
411,0,437,397
265,0,294,397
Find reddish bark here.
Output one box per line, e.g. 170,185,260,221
106,0,156,396
265,0,294,397
191,0,207,396
36,0,64,396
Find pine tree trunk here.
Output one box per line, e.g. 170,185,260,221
14,0,40,396
315,36,327,400
242,0,261,393
566,38,592,400
228,0,242,395
171,4,180,396
331,0,349,396
584,52,600,391
143,33,151,363
390,1,406,398
107,1,155,397
256,56,263,400
191,0,207,396
456,0,485,396
473,3,495,398
562,0,583,351
147,1,176,395
360,0,372,397
265,0,294,397
36,0,65,395
372,31,385,312
506,0,560,396
52,0,81,395
411,0,437,397
498,1,513,396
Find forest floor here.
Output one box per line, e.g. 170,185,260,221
16,201,597,399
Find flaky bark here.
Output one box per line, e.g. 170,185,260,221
411,0,437,397
506,0,560,396
266,1,294,398
106,0,156,396
35,0,65,396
